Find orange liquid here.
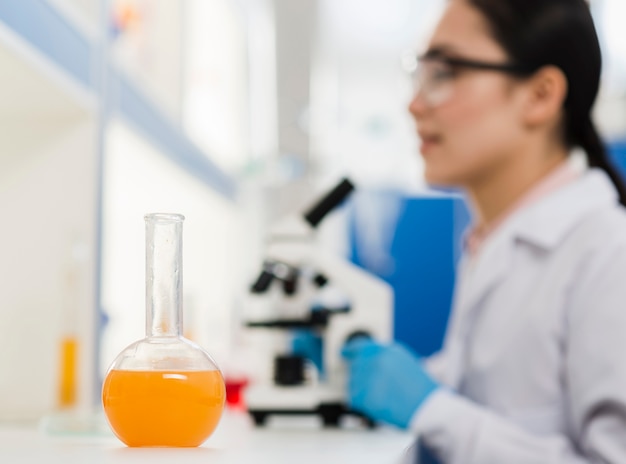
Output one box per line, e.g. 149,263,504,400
58,337,78,408
102,369,225,447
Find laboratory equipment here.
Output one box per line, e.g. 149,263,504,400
102,213,225,447
225,377,249,410
57,240,88,409
244,179,393,426
57,335,77,407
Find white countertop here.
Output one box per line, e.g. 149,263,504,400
0,409,416,464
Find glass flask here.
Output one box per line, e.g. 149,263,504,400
102,213,225,447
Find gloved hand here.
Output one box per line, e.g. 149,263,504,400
341,338,439,429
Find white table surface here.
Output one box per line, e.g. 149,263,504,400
0,409,417,464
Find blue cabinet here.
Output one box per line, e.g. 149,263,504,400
609,141,626,181
348,191,469,356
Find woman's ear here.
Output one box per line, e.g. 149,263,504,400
521,65,568,128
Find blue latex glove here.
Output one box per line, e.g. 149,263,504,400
341,338,439,429
292,330,324,375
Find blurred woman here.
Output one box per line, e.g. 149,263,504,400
342,0,626,462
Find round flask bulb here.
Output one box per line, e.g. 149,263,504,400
102,337,225,447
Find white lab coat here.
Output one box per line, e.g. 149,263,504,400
411,168,626,463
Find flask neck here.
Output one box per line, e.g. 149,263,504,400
145,214,184,338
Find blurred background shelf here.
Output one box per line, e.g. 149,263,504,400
0,4,98,420
110,68,236,199
0,0,94,89
0,0,235,198
0,0,239,421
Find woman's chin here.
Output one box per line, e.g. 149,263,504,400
424,170,461,190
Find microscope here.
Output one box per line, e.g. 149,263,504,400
243,178,393,427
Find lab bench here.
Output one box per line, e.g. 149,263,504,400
0,410,415,464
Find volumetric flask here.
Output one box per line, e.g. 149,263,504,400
102,213,225,447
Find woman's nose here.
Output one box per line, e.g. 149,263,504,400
408,91,429,121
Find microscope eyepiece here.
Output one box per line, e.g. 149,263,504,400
304,178,355,228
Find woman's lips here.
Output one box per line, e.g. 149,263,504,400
419,133,442,156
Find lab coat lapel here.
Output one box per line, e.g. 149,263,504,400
446,229,515,389
461,227,515,317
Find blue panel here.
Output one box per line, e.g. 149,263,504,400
608,140,626,182
389,198,454,355
349,192,469,357
0,0,93,88
114,70,237,200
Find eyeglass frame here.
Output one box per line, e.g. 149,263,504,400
408,50,537,107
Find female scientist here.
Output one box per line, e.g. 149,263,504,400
342,0,626,462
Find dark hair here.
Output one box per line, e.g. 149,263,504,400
468,0,626,206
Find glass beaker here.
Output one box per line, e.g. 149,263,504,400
102,213,225,447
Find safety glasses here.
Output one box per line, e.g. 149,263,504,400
406,51,534,107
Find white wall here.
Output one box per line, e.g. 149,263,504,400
183,0,250,172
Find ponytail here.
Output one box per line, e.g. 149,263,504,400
579,118,626,207
467,0,626,205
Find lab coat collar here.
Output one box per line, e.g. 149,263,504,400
456,169,618,335
511,168,618,250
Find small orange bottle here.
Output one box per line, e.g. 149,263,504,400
102,213,225,447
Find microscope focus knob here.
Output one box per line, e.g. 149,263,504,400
274,355,306,386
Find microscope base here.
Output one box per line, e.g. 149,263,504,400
245,384,375,428
248,402,375,428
